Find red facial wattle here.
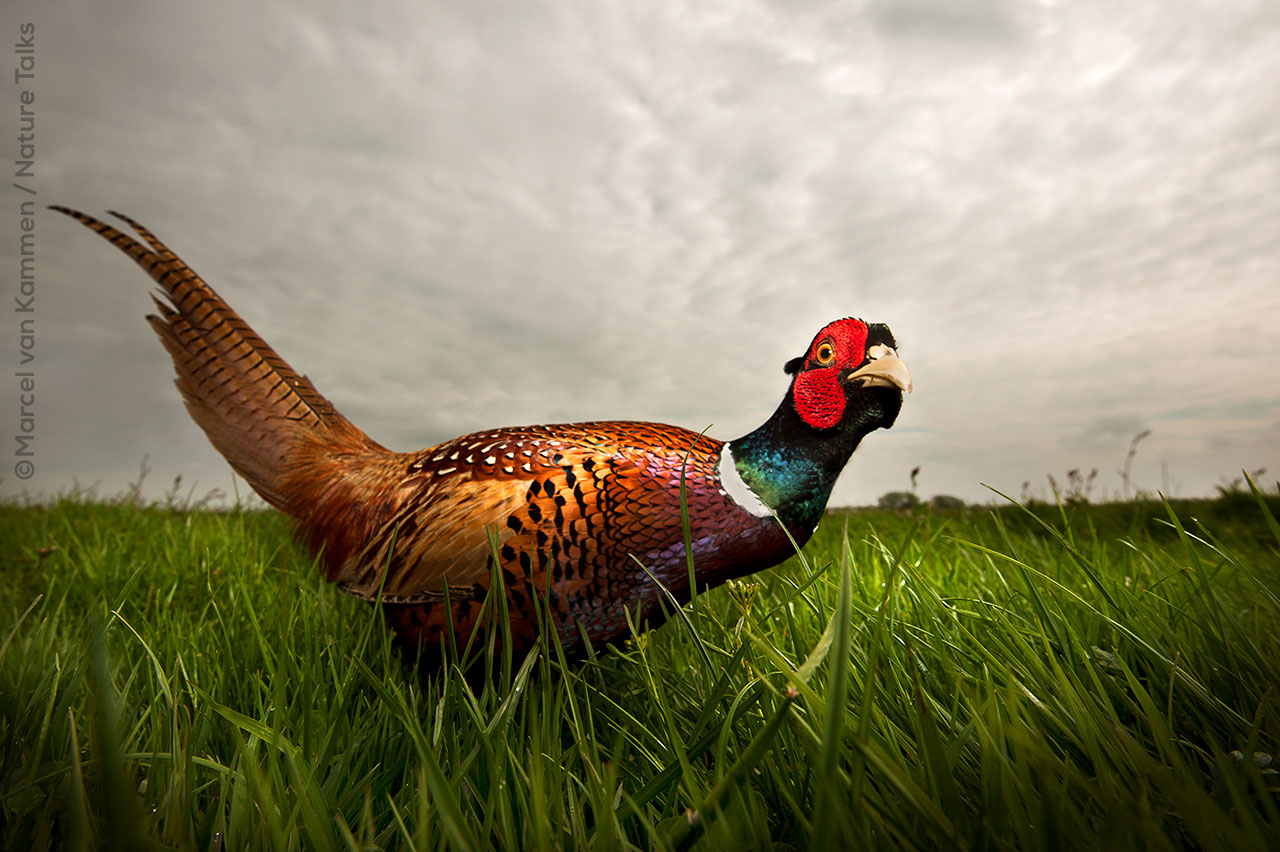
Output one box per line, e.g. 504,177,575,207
792,318,869,430
793,369,845,429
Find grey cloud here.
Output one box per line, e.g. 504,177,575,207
870,0,1024,42
1081,416,1150,440
9,0,1280,508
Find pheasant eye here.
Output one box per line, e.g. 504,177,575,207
815,342,835,365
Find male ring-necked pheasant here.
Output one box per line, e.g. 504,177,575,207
55,206,911,663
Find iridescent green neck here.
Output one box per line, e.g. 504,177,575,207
728,399,868,533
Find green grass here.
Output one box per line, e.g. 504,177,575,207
2,488,1279,851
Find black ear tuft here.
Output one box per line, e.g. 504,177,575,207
783,356,804,376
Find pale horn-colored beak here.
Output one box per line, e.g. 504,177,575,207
846,344,913,394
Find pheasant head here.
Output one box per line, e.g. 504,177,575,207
785,318,911,434
726,318,912,536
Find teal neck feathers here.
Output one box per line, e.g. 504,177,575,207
726,399,871,534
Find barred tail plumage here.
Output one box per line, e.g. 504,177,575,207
51,206,387,517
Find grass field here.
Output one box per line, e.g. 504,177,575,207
2,485,1279,851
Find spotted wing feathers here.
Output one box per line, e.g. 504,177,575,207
333,423,725,608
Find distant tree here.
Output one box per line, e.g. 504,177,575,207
878,491,919,511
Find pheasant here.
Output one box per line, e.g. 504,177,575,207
54,206,912,664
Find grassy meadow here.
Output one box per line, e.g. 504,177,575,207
2,484,1279,851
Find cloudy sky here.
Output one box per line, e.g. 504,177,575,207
5,0,1278,508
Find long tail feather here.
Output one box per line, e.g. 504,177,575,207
51,206,387,521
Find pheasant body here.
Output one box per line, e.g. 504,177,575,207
367,421,798,657
55,206,911,664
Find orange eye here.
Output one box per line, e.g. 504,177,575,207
815,341,835,364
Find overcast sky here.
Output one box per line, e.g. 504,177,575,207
4,0,1278,508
